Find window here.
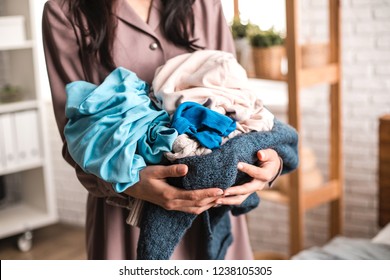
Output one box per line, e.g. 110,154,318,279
221,0,286,31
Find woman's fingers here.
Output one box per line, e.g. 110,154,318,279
165,196,221,214
129,165,226,214
237,162,274,182
163,187,223,209
237,148,280,182
211,149,282,207
216,179,266,206
141,179,219,206
179,202,221,215
216,193,250,206
147,164,188,179
256,148,277,162
128,155,281,213
175,187,224,200
237,162,277,182
223,179,266,196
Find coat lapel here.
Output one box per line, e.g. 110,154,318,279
115,0,162,40
148,0,163,33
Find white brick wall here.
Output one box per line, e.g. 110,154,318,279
248,0,390,256
46,102,87,226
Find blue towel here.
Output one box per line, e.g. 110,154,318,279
64,67,178,192
137,119,299,260
171,102,236,149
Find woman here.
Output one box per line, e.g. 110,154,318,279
42,0,284,259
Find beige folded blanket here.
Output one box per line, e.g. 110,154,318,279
151,50,274,133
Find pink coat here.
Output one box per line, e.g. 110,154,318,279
42,0,253,259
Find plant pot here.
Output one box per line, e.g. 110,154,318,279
0,85,22,103
252,45,286,80
234,38,255,77
300,43,329,69
234,38,247,64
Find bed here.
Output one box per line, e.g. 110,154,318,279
292,223,390,260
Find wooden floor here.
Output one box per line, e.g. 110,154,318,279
0,223,86,260
0,223,289,260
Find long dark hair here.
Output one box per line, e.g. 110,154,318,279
68,0,198,71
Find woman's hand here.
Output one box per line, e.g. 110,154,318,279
124,164,224,215
216,149,281,206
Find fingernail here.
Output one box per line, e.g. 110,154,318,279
216,189,224,196
259,151,265,159
177,165,187,174
237,162,243,170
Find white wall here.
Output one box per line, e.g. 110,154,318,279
46,102,87,226
221,0,286,30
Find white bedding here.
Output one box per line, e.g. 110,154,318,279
372,223,390,246
292,223,390,260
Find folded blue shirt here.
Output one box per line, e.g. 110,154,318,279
171,101,236,149
64,67,177,192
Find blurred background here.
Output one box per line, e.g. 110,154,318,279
0,0,389,259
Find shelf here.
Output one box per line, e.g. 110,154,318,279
257,189,289,204
0,203,57,239
248,78,288,114
258,179,341,210
252,74,287,82
0,100,38,114
0,40,34,51
0,0,58,246
250,63,340,88
299,63,340,88
0,160,44,176
302,180,341,210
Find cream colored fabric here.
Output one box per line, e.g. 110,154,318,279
152,50,274,133
165,130,242,161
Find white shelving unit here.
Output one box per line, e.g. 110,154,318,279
0,0,57,251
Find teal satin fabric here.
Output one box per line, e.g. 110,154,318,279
64,67,177,192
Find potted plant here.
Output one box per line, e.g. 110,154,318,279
249,28,286,80
230,16,249,40
0,84,22,103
